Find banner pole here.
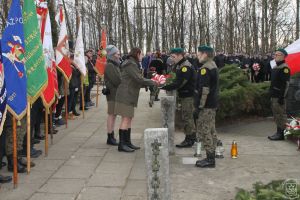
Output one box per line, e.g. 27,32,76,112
64,78,68,128
26,101,31,174
12,117,18,188
96,75,99,107
81,75,85,119
45,108,49,156
49,107,53,145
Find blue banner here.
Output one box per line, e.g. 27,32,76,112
0,41,7,135
1,0,27,120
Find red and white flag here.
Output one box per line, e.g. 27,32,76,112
55,4,72,81
36,0,58,107
74,20,87,76
285,39,300,75
95,28,107,76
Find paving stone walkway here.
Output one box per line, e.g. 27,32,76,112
0,89,299,200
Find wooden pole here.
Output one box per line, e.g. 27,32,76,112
64,78,68,128
49,107,53,145
26,101,31,174
45,108,49,156
12,117,18,188
81,75,85,119
96,75,99,107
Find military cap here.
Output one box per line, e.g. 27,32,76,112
198,45,214,53
170,48,184,54
276,48,288,56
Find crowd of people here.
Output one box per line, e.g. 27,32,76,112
0,49,99,184
102,45,290,170
141,51,274,83
0,43,290,184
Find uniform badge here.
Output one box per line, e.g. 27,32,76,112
201,68,207,75
284,68,289,74
181,67,187,72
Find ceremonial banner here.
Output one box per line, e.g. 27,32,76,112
0,41,7,135
1,0,27,120
74,20,87,76
55,4,72,81
36,0,58,107
285,39,300,75
23,0,48,103
94,28,107,76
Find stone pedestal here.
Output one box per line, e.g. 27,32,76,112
144,128,170,200
161,96,175,155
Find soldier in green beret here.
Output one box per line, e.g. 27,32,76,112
268,48,290,140
193,45,219,168
161,48,196,148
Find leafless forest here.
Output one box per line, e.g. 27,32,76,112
0,0,299,54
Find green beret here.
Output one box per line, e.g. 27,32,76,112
198,45,214,53
170,48,184,54
276,48,288,56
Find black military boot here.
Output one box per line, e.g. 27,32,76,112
176,135,194,148
154,94,160,101
190,132,196,144
107,131,118,146
7,155,26,173
195,151,216,168
268,127,285,141
18,157,35,168
125,128,140,150
0,175,12,183
118,129,135,153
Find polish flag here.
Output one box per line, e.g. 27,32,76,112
285,39,300,75
55,4,72,81
74,20,87,76
36,0,58,107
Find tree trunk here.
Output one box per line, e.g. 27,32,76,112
297,0,300,39
252,0,259,52
270,0,279,51
161,0,166,51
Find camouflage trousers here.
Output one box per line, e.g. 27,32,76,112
180,97,195,136
5,118,26,156
271,98,287,129
196,108,218,153
149,86,159,105
150,85,159,98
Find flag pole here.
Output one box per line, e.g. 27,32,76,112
49,107,53,145
64,78,68,128
96,75,99,107
81,75,85,119
12,117,18,188
45,108,49,156
26,101,31,174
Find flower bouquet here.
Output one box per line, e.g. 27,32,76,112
284,117,300,150
151,73,170,85
165,71,176,85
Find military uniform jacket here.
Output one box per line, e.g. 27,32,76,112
194,59,219,109
163,58,194,98
104,59,121,102
115,57,155,107
270,61,290,99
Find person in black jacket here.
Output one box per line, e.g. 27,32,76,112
148,52,165,103
161,48,196,148
68,55,81,119
193,45,219,168
85,50,96,107
268,49,290,141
